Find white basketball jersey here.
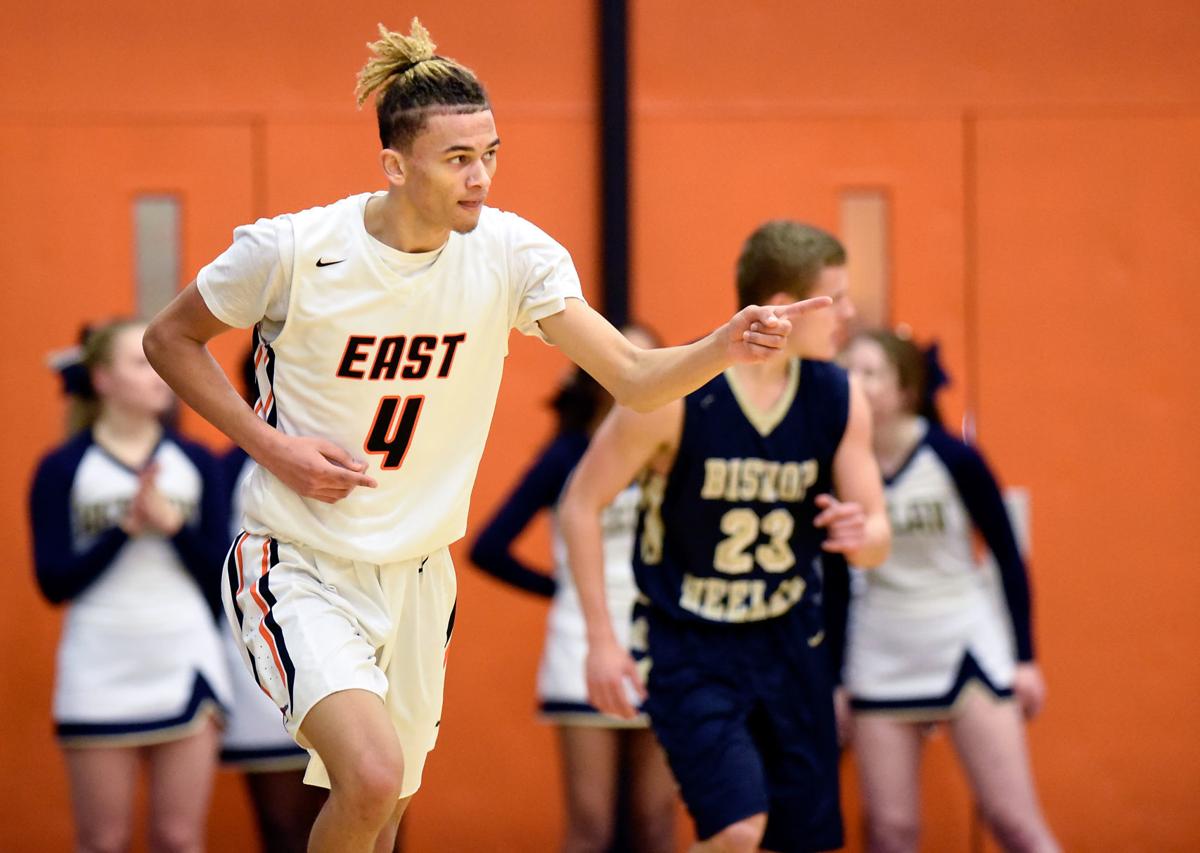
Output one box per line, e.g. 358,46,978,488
199,193,583,564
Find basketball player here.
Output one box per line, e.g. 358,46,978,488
839,330,1058,853
30,319,231,852
471,325,676,853
141,20,830,853
560,221,890,853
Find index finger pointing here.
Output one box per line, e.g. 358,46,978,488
774,296,833,318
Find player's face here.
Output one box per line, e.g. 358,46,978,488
787,265,855,359
92,326,174,419
842,337,905,423
400,110,500,236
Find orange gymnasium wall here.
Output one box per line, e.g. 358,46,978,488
630,2,1200,852
2,2,1198,851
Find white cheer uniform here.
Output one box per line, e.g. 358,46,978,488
30,431,231,747
845,420,1035,719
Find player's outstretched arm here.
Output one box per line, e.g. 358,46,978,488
559,399,682,719
815,377,891,567
143,283,376,503
540,298,831,413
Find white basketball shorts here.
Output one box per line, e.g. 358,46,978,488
222,531,457,797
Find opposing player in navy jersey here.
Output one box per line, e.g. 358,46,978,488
840,331,1059,853
30,319,231,852
141,20,830,853
472,325,676,853
561,222,891,853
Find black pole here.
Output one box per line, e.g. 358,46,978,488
599,0,630,327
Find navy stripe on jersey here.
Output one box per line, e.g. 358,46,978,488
56,672,221,739
848,651,1012,711
252,326,278,428
257,539,296,714
224,532,259,685
445,600,457,647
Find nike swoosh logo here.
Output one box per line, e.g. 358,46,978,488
316,257,346,267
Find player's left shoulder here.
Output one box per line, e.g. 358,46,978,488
480,206,568,252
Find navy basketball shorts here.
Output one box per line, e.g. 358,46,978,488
636,602,843,852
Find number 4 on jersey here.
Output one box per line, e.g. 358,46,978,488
364,395,425,470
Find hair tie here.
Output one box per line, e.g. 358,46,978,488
392,55,442,78
47,345,94,399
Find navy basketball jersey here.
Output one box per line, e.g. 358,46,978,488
634,359,850,624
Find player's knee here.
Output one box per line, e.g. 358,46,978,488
339,748,405,818
707,816,765,853
866,808,919,853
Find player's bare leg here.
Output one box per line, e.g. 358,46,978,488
145,716,221,853
853,714,923,853
689,812,766,853
948,691,1059,853
302,689,405,853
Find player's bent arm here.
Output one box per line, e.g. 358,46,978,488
143,284,376,502
559,399,681,644
539,297,830,413
831,378,891,567
559,400,681,718
143,283,285,464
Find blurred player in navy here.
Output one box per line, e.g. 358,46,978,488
561,222,890,852
30,319,231,852
840,331,1058,853
472,325,676,853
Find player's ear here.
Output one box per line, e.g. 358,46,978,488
380,148,406,187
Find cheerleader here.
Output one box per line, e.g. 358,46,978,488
470,326,676,853
30,319,231,852
841,330,1058,853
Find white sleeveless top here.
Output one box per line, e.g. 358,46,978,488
198,193,584,563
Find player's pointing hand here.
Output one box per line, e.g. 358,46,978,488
265,434,378,504
725,297,833,363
